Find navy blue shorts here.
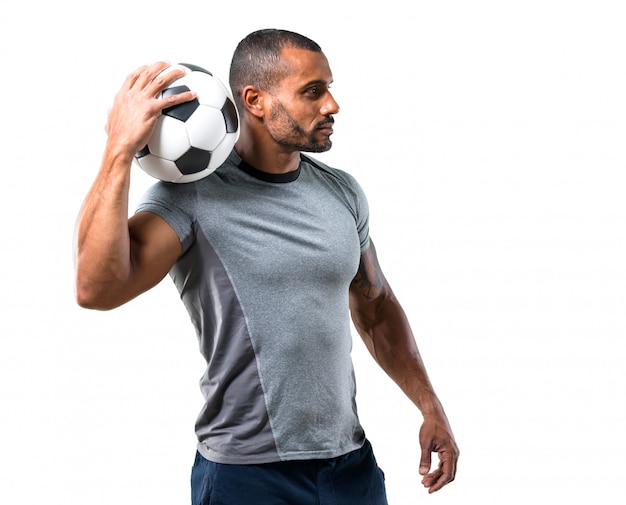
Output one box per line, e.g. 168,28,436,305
191,439,388,505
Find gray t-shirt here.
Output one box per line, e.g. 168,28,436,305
136,150,370,464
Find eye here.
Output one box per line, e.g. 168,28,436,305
303,83,331,99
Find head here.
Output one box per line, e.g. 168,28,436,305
229,29,340,153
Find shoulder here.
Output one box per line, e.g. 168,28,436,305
140,151,242,204
300,154,366,198
140,177,198,204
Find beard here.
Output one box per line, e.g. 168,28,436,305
267,100,333,153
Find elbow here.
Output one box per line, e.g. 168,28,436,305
349,291,392,330
73,255,130,310
75,291,103,311
75,288,112,311
74,278,120,311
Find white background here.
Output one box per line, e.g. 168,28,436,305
1,1,624,503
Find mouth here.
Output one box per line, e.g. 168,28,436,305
316,119,335,135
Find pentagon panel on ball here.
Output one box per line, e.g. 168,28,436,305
134,63,240,183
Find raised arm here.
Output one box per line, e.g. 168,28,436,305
73,62,193,310
349,240,459,493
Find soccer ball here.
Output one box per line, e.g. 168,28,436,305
134,63,239,183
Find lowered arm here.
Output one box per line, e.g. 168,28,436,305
349,240,459,493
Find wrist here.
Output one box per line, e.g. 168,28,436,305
416,393,445,419
103,140,137,171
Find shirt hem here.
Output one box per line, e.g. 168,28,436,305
197,439,366,465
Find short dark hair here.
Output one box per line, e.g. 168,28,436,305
229,29,322,110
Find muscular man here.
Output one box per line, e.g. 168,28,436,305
74,29,458,504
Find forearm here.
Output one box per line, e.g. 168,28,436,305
73,145,134,309
353,295,445,417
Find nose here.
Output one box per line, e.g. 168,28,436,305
321,91,340,115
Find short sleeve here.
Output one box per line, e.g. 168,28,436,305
135,182,196,255
353,180,370,253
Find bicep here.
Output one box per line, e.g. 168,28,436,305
125,211,182,300
349,240,392,327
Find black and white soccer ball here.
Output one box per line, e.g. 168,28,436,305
134,63,239,183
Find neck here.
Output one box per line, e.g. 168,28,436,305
234,132,301,175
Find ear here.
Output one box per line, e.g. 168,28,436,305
241,85,266,118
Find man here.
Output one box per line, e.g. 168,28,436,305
74,29,458,504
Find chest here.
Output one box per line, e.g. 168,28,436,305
194,177,361,289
